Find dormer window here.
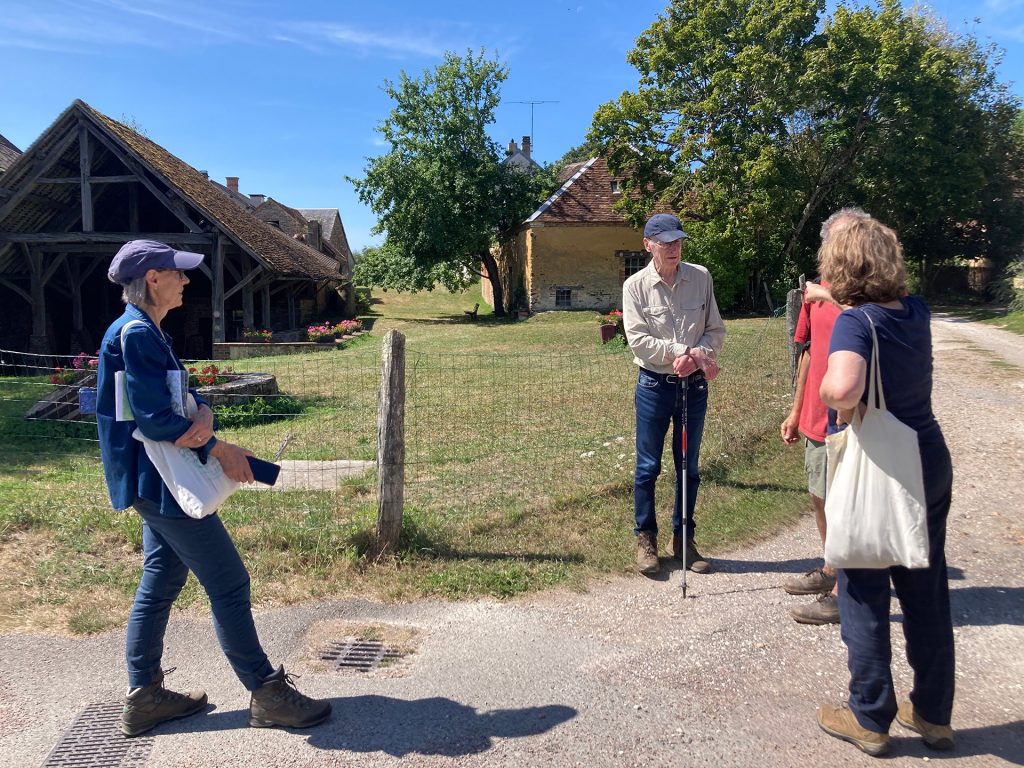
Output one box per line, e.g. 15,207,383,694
610,180,624,194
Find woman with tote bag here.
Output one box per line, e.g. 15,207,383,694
97,240,330,736
813,220,954,756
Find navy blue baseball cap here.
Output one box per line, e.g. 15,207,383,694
643,213,688,243
108,239,204,284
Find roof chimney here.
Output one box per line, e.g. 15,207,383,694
249,194,266,205
522,136,531,161
226,176,239,193
508,138,518,156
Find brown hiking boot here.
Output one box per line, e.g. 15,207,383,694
671,533,710,573
791,593,840,625
249,666,331,729
636,532,659,575
121,668,207,737
817,703,890,756
783,567,836,595
896,701,954,750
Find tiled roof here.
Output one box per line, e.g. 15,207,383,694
0,100,341,281
0,133,20,173
525,156,677,226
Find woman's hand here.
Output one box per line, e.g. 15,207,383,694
174,404,215,448
209,440,254,483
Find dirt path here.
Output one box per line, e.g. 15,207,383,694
1,315,1021,767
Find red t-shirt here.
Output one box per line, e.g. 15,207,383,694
793,283,841,442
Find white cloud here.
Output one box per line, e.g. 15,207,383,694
279,22,447,58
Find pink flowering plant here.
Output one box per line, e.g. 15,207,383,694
71,351,99,371
599,309,624,327
306,323,336,342
332,319,363,335
50,367,78,385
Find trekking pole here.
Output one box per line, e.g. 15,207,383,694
680,375,688,598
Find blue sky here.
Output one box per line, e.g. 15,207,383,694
1,0,1022,252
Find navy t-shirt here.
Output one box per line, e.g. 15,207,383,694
828,296,943,445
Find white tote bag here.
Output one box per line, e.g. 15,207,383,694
133,394,239,519
824,312,929,569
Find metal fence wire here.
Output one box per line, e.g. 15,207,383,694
0,316,791,527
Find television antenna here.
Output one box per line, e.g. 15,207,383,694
508,100,559,147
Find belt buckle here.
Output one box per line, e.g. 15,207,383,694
665,374,680,383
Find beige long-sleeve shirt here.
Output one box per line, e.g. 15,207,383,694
622,260,726,374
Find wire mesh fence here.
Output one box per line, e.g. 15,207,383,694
0,316,792,531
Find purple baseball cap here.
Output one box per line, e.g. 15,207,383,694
643,213,688,243
107,239,204,285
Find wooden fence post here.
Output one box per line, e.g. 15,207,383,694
785,274,806,386
376,329,406,553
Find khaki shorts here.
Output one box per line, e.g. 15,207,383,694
804,437,827,499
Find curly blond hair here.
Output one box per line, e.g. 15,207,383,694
817,218,906,306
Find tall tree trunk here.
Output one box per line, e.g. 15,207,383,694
480,250,506,317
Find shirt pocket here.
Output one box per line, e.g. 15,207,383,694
675,301,706,342
642,305,674,338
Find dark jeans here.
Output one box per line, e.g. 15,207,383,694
125,499,274,691
633,368,709,540
839,440,955,733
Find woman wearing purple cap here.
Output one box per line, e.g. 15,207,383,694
97,240,330,736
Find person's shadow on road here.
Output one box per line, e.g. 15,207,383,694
304,696,576,756
890,720,1024,764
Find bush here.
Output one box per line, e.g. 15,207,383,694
994,260,1024,313
213,395,304,429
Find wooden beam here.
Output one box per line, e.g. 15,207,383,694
0,276,31,303
212,234,226,343
0,232,215,244
37,175,138,184
41,252,67,285
261,283,270,328
128,184,139,232
79,125,94,232
85,124,204,234
224,262,263,301
0,126,80,223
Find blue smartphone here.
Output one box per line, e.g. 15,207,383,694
246,456,281,486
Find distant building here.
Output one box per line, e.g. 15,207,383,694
505,136,541,172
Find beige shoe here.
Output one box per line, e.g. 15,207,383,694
250,666,331,729
790,593,840,625
636,532,659,575
816,704,890,756
670,533,711,573
896,701,954,750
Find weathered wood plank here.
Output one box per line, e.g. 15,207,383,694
376,330,406,553
79,125,93,232
36,175,138,184
212,234,226,343
0,232,215,244
0,126,80,223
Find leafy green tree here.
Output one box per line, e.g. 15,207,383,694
350,51,552,315
589,0,1022,308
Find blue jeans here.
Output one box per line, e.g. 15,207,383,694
633,369,709,540
839,440,954,733
125,499,275,691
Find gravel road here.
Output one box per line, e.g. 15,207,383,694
1,313,1021,768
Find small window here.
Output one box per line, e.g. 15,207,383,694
610,180,624,194
619,250,649,278
555,288,572,308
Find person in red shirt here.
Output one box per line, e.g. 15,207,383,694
780,208,870,624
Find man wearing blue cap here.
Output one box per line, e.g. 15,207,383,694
623,214,726,576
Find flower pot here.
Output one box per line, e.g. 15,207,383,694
599,324,618,343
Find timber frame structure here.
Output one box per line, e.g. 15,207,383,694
0,100,344,357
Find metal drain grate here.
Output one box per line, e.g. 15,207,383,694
320,638,404,671
43,702,153,767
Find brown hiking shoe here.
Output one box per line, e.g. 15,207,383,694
121,668,207,737
250,666,331,729
896,701,954,750
672,533,711,573
636,532,659,575
791,593,840,625
783,567,836,595
817,703,890,756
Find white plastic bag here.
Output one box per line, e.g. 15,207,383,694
824,313,929,569
133,394,239,519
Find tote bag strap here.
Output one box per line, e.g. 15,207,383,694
862,310,887,413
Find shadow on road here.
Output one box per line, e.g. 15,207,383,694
890,720,1024,765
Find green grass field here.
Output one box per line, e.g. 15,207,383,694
0,286,806,633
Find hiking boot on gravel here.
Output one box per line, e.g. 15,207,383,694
791,593,840,625
783,567,836,595
817,703,890,756
636,532,659,575
121,668,207,737
249,666,331,729
896,701,954,750
672,533,711,573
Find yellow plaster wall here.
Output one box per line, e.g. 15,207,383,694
526,224,646,312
